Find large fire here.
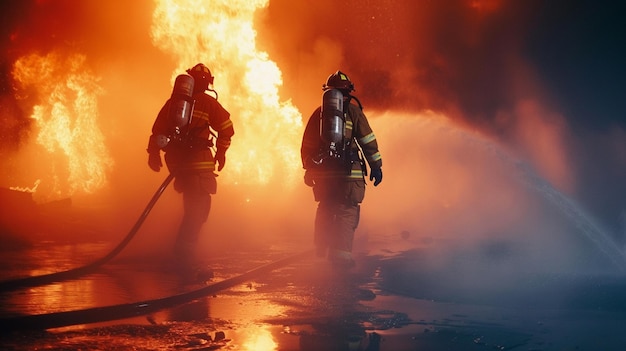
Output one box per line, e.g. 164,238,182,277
6,0,576,204
9,0,302,202
151,0,302,187
12,52,112,199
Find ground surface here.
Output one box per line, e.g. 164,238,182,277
2,230,626,351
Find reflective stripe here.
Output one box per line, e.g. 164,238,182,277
345,120,353,131
315,169,364,179
170,161,215,170
193,110,209,121
349,169,364,179
359,132,376,145
217,119,233,131
216,139,231,148
367,151,382,163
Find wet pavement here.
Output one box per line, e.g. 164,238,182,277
2,232,626,351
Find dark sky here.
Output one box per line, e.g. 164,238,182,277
524,0,626,132
523,1,626,233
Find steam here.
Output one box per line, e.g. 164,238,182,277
0,0,624,274
255,0,626,243
363,111,626,275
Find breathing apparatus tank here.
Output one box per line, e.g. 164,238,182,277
315,88,345,164
153,74,196,149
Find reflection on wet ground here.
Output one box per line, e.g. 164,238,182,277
2,237,626,350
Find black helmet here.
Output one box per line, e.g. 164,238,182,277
322,70,354,93
186,63,214,91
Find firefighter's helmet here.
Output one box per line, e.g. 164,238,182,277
322,70,354,93
186,63,214,92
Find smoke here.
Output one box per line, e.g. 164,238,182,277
1,0,624,277
256,1,563,168
256,0,626,240
360,111,616,273
257,0,531,118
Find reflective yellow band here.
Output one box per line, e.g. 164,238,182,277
170,161,215,170
359,132,376,145
216,139,231,148
217,119,233,131
193,110,209,121
315,169,364,179
349,169,365,178
367,151,382,163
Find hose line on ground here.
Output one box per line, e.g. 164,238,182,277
0,173,175,292
0,249,314,331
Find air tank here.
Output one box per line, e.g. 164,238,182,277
168,73,195,130
320,88,345,157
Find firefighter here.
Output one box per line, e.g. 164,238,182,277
301,70,383,268
147,63,235,266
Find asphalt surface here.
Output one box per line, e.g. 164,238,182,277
2,233,626,350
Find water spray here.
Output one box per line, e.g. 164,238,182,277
478,133,626,271
1,73,219,292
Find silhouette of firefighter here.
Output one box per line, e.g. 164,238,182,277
301,70,383,268
147,63,234,266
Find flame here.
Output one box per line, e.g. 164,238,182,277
151,0,302,187
12,52,112,199
9,179,41,193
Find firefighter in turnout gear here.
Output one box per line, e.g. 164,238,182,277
301,70,383,268
147,63,234,265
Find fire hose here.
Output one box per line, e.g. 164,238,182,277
0,72,221,292
0,173,175,292
0,250,313,331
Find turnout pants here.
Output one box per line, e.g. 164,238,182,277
172,172,217,261
313,179,365,257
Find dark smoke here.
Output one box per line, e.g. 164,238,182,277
258,1,539,128
0,1,32,152
259,0,626,129
1,0,625,262
257,0,626,242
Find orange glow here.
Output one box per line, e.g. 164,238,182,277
241,326,277,351
208,294,282,351
12,52,112,200
151,0,302,187
511,100,575,193
468,0,502,14
7,0,302,203
363,110,536,247
1,1,590,261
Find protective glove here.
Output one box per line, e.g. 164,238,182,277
215,150,226,171
304,170,315,187
370,167,383,186
148,152,162,172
